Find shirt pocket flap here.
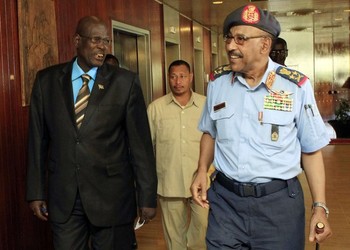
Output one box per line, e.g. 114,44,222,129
210,103,235,120
263,109,294,125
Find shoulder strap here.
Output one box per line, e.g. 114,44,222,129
209,64,232,81
275,66,308,87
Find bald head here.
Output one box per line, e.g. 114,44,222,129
75,16,107,36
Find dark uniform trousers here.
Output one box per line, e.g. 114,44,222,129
206,174,305,250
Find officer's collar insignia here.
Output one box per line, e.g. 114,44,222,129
276,66,308,87
210,64,232,81
265,71,276,90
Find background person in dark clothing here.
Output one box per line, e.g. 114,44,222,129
270,37,288,65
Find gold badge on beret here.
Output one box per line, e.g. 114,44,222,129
241,5,260,24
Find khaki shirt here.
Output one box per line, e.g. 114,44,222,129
147,92,206,197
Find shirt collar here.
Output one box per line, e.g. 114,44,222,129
167,90,199,108
72,58,98,81
234,58,276,90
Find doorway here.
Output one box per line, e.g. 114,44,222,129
111,21,152,105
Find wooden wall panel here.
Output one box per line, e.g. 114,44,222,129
147,1,165,100
0,0,38,249
203,28,211,95
17,0,59,106
180,15,194,70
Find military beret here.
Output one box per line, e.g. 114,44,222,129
223,4,280,37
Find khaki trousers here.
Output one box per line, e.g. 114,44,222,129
159,196,208,250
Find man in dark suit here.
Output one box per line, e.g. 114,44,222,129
26,16,157,250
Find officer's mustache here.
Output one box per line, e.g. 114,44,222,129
227,50,243,58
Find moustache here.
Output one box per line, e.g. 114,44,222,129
228,50,243,58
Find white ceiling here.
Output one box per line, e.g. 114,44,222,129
158,0,350,42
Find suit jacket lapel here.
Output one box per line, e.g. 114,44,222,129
59,60,76,127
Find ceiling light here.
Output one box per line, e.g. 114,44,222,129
212,1,223,4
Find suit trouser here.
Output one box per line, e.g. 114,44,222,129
206,177,305,250
159,196,208,250
50,194,134,250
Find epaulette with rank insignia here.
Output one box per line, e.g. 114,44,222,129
209,64,232,81
276,66,308,87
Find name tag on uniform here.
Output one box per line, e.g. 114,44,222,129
213,102,226,112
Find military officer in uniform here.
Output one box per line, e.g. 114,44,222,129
191,4,332,250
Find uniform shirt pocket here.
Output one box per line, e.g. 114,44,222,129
259,109,295,150
210,104,235,141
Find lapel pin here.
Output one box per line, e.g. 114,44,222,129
98,84,104,90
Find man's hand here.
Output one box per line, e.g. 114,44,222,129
190,171,209,209
29,200,48,221
309,208,332,243
139,207,156,224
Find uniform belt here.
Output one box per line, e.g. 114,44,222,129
215,172,292,198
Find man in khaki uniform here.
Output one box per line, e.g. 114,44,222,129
147,60,208,250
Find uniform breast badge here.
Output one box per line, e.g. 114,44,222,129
271,124,279,141
264,71,293,112
264,92,293,112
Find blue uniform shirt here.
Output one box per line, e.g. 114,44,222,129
199,59,329,183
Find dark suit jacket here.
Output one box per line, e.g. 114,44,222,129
26,58,157,227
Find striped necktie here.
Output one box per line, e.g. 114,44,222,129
75,74,91,129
